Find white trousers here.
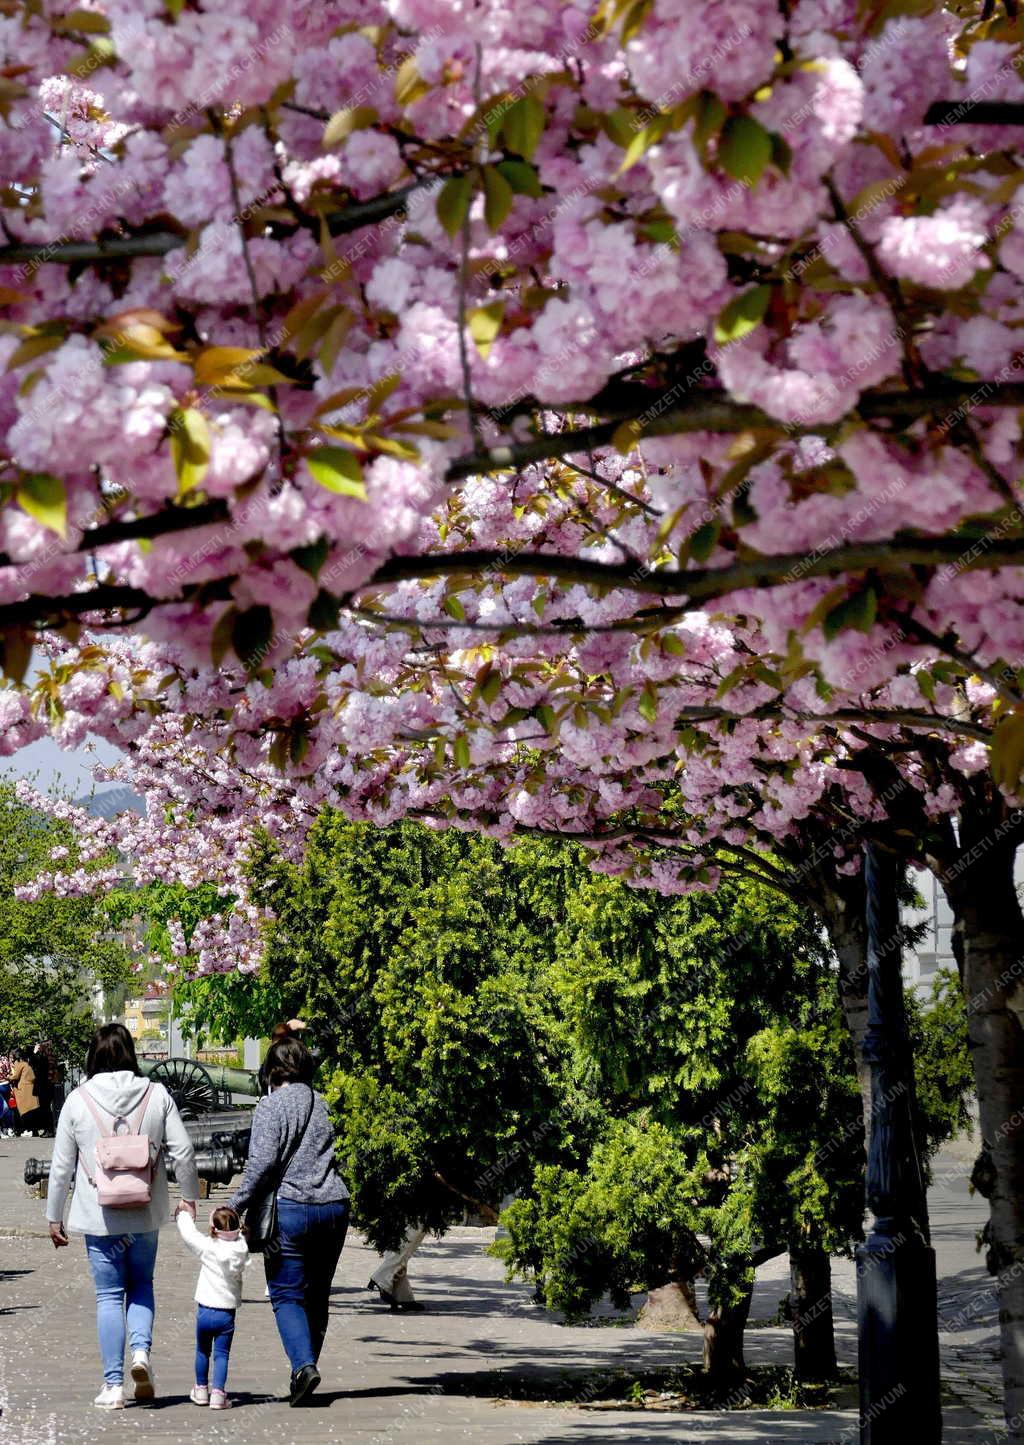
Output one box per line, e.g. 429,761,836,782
369,1224,428,1303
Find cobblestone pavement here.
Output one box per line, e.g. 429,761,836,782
0,1134,1001,1444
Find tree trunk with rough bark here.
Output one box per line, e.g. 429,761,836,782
790,1244,837,1382
637,1279,702,1331
937,818,1024,1445
813,869,873,1145
703,1277,753,1385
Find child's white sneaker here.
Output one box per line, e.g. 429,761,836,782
93,1384,125,1409
210,1389,232,1409
130,1349,155,1400
190,1385,210,1406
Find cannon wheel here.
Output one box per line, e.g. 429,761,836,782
148,1058,217,1119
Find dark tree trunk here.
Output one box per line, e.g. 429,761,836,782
937,815,1024,1445
811,866,873,1145
790,1244,837,1381
703,1276,753,1385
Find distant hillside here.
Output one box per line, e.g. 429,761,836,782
76,787,146,819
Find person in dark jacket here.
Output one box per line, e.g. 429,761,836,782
229,1036,348,1407
31,1043,54,1135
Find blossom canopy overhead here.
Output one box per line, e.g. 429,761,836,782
1,0,1024,834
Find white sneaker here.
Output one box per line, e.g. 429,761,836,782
94,1384,125,1409
130,1350,155,1400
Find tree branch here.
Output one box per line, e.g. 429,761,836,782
431,1167,500,1223
444,383,1024,478
0,182,426,267
0,500,231,569
0,579,230,628
5,530,1021,645
362,534,1024,601
923,100,1024,125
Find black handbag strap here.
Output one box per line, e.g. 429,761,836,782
276,1085,316,1190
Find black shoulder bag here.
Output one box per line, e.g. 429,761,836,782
244,1086,316,1254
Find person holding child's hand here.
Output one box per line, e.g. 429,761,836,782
175,1202,249,1409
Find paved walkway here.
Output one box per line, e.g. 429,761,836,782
0,1134,1003,1443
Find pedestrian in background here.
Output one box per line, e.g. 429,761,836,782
9,1047,45,1136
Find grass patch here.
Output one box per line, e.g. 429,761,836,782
441,1364,857,1411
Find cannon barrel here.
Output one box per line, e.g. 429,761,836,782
24,1147,240,1190
184,1125,250,1160
173,1149,236,1186
140,1058,261,1101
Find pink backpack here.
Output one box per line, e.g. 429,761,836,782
79,1084,155,1208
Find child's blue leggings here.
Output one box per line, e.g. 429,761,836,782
195,1305,235,1391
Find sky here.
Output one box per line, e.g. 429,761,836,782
1,733,123,799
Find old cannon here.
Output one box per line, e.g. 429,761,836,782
25,1148,238,1190
137,1058,260,1118
186,1127,251,1170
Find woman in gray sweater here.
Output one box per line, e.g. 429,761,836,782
229,1035,349,1406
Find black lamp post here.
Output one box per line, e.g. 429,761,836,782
857,841,941,1442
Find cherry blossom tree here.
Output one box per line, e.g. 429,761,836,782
4,0,1024,1433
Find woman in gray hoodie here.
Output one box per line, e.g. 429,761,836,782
46,1024,199,1410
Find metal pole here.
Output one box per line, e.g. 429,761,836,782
857,841,941,1443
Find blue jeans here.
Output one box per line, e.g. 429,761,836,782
195,1305,236,1391
265,1198,349,1372
84,1231,159,1385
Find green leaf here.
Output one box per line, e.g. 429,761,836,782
231,605,274,670
479,671,502,705
169,406,210,495
495,158,543,196
689,519,720,562
638,684,658,723
437,174,473,237
693,92,727,153
0,626,33,684
6,333,64,371
210,607,236,668
718,115,773,187
306,446,367,498
600,106,638,146
453,733,471,769
17,472,67,537
482,164,514,230
501,95,545,159
991,711,1024,792
822,587,878,642
536,703,557,735
638,217,677,244
52,7,110,31
713,285,772,345
307,589,341,632
771,132,793,177
443,594,466,622
618,118,664,173
291,536,329,579
322,105,378,149
468,300,505,359
395,55,431,106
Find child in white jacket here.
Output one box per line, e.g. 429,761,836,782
175,1203,249,1408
